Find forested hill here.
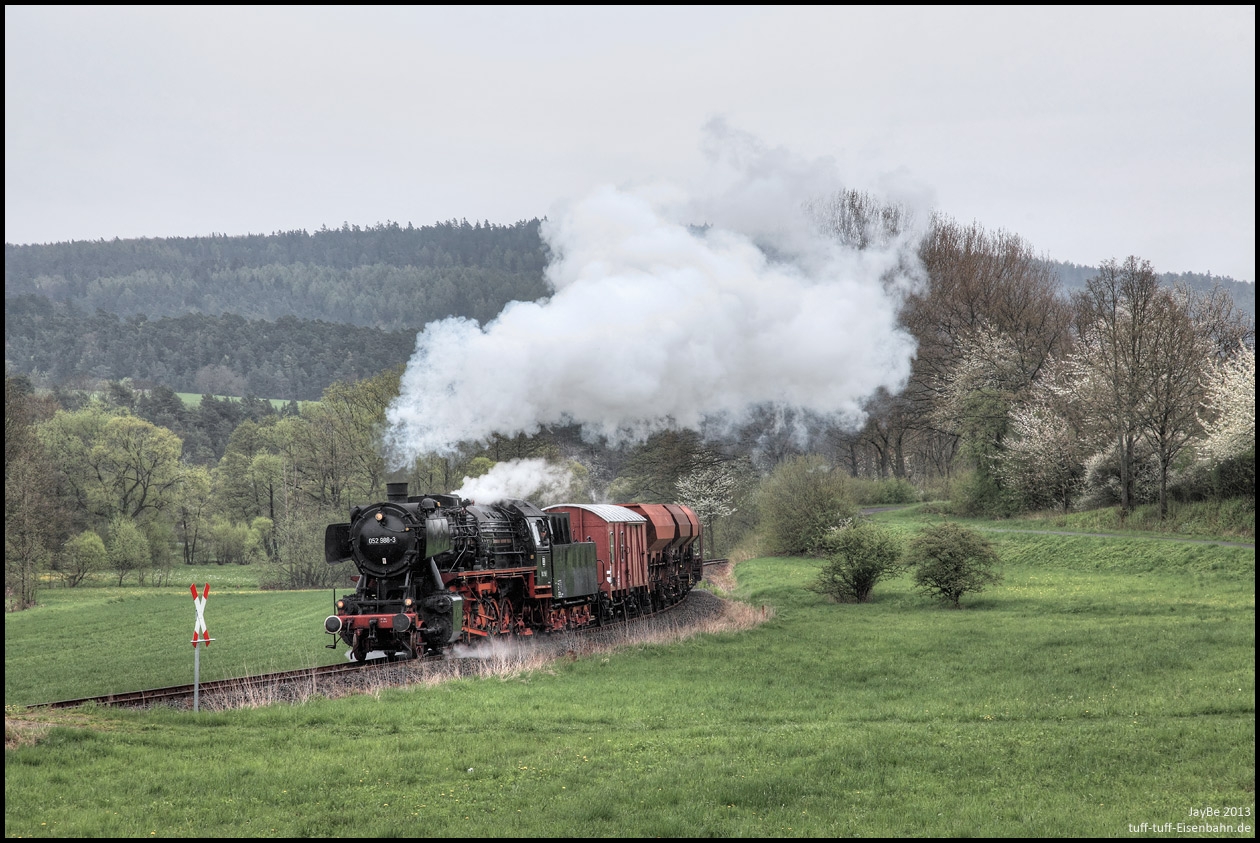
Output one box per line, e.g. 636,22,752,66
4,220,1253,400
1047,260,1254,317
6,221,1250,330
4,295,415,401
4,219,550,331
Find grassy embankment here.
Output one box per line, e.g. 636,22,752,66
953,498,1254,542
5,507,1254,837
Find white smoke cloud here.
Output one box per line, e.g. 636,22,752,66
386,124,924,464
454,458,574,505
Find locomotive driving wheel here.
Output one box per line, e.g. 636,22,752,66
498,595,516,636
479,595,502,636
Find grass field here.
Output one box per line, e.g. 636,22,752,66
5,511,1254,837
174,393,305,411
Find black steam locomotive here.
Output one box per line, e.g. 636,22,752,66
323,482,703,659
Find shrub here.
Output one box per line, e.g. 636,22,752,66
1209,449,1255,500
906,522,1002,608
1075,447,1162,511
848,477,921,506
61,530,107,587
810,521,902,603
951,469,1020,518
107,516,151,587
1170,449,1255,504
756,455,855,556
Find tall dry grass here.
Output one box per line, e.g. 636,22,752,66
195,593,769,710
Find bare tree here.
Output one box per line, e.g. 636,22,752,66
856,389,916,479
912,219,1070,383
1064,264,1249,518
807,190,927,480
897,217,1072,488
272,367,401,510
610,430,728,502
1068,257,1162,515
1137,287,1214,518
805,188,915,251
1186,282,1255,359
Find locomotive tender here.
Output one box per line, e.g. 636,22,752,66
323,482,703,659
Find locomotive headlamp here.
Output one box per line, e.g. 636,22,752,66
404,597,414,608
376,512,384,522
336,599,346,610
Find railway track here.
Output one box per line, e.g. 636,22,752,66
27,588,721,711
28,660,380,710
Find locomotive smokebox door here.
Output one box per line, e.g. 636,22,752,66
351,504,418,578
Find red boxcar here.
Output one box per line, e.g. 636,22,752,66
545,502,703,614
545,503,649,595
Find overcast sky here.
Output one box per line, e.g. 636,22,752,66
5,6,1255,282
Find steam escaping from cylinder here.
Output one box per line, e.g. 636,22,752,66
386,122,925,464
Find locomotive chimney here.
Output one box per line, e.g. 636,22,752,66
386,482,409,502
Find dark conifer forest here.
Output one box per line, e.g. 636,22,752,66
5,219,550,398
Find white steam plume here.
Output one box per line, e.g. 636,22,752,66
454,458,574,505
386,124,924,464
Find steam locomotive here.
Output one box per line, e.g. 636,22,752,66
323,482,703,659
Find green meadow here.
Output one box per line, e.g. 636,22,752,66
5,511,1254,837
174,393,298,410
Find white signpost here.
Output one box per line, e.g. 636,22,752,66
190,584,214,711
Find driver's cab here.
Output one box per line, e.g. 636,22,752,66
528,517,550,550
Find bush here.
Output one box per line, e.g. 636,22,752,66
951,469,1020,518
810,521,903,603
906,523,1002,608
107,516,151,587
1168,449,1254,505
756,455,855,556
848,477,921,506
61,530,107,587
1075,448,1162,511
1209,449,1255,500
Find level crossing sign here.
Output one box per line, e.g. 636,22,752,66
190,583,212,647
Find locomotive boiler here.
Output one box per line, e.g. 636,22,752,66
323,482,703,659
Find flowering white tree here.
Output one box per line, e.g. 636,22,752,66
934,327,1029,433
675,463,740,559
1199,343,1255,463
997,372,1089,512
933,326,1033,512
